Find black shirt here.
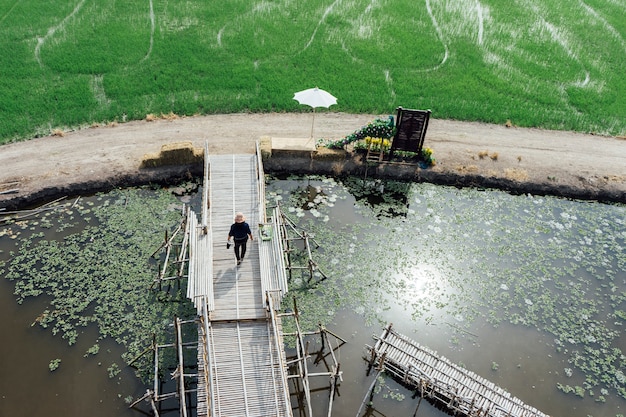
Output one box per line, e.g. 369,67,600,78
229,222,252,241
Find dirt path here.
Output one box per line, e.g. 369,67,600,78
0,112,624,209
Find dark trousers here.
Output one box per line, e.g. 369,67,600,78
234,238,248,260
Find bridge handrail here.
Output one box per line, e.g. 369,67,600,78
200,297,216,416
255,141,266,225
267,293,292,416
201,141,210,228
272,207,289,297
187,142,214,312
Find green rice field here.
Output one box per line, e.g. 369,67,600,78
0,0,625,144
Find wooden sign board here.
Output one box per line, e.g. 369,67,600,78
390,107,431,157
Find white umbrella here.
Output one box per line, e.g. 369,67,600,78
293,87,337,138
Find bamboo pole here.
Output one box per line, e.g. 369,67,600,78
174,317,189,417
356,368,383,417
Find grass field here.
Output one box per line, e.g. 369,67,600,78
0,0,624,144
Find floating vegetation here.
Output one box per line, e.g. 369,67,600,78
373,374,406,402
48,358,61,372
108,363,121,379
342,177,412,218
1,188,195,382
267,175,626,403
85,343,100,357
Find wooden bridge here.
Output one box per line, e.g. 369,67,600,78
189,149,291,417
133,144,343,417
133,143,548,417
364,324,550,417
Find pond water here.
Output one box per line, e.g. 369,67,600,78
1,177,624,417
268,176,626,417
0,189,192,417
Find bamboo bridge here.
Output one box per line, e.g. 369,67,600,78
132,144,344,417
131,142,549,417
364,324,550,417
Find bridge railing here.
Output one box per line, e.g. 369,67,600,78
201,141,210,228
255,141,266,224
257,140,289,309
258,211,288,309
186,142,214,313
272,207,289,297
198,296,215,416
266,293,292,416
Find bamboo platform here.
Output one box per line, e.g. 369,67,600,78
197,318,290,417
207,154,265,321
140,147,339,417
367,324,550,417
193,152,292,417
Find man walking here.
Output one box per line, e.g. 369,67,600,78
227,212,253,265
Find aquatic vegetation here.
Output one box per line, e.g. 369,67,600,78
85,344,100,357
267,175,626,404
48,358,61,372
2,188,195,382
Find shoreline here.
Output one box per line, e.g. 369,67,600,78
0,113,624,210
1,150,624,212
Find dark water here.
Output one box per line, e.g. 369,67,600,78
0,272,143,416
269,176,626,417
1,178,625,417
0,190,188,417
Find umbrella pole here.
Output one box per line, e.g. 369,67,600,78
310,108,316,139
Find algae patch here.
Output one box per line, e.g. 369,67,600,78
1,188,195,381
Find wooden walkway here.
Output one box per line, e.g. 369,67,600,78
367,324,550,417
188,151,292,417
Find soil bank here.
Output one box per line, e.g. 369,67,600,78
0,112,625,210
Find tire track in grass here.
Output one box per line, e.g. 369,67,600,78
424,0,449,71
34,0,86,67
215,0,285,50
420,0,489,72
301,0,342,52
0,0,22,26
384,69,396,105
340,0,450,87
483,0,593,102
217,26,225,47
140,0,155,62
475,0,484,46
522,0,591,88
90,74,110,108
579,0,626,55
542,19,590,87
335,0,376,64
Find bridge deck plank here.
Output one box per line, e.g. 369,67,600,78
196,153,291,417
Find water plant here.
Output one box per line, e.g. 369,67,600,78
2,188,196,382
49,358,61,372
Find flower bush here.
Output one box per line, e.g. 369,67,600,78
421,147,436,165
322,115,395,149
380,146,436,168
364,136,391,152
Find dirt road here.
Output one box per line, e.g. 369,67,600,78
0,112,624,209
